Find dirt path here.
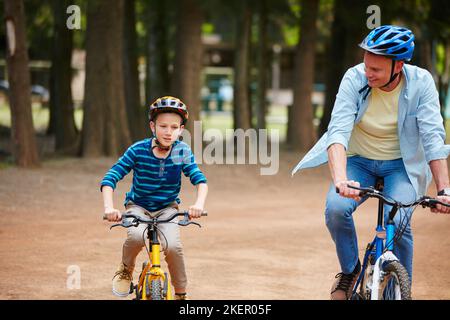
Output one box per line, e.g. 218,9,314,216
1,152,449,300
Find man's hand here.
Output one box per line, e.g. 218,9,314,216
104,207,122,222
335,180,361,202
431,196,450,214
188,203,204,220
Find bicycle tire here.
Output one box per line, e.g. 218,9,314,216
378,261,411,300
151,279,163,300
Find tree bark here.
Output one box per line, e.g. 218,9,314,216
288,0,319,150
233,1,252,130
145,0,170,104
82,0,132,157
171,0,203,135
255,0,268,131
4,0,40,167
319,0,369,136
48,0,79,154
123,0,146,141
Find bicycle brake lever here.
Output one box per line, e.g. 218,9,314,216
110,218,138,229
179,220,202,228
178,214,201,227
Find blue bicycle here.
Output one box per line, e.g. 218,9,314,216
342,180,450,300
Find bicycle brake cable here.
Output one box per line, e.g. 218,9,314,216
154,224,169,252
142,225,151,256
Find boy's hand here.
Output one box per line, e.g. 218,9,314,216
104,207,122,222
188,204,204,220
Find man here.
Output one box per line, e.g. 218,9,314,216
292,25,450,300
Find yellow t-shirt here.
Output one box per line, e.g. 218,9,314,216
347,77,404,160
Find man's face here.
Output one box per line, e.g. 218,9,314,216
363,51,403,88
150,112,184,147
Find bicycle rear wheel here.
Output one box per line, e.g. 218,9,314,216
378,261,411,300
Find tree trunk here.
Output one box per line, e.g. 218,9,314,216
82,0,132,157
233,1,252,130
255,0,268,131
4,0,40,167
123,0,146,141
145,0,170,104
171,0,203,136
48,0,79,154
438,42,450,125
319,0,369,136
288,0,319,150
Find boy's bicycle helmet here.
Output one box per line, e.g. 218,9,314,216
148,96,188,151
149,96,189,125
359,25,415,61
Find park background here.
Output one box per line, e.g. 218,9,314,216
0,0,449,299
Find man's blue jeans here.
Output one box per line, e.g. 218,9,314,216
325,156,416,280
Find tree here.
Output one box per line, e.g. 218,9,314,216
48,0,79,154
255,0,269,130
144,0,171,104
171,0,204,135
233,0,252,130
81,0,132,157
123,0,146,141
318,0,370,136
4,0,40,167
287,0,319,150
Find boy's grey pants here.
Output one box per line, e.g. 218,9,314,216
122,202,187,290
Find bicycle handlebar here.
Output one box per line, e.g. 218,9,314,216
103,210,208,229
336,185,450,209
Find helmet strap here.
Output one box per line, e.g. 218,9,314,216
381,59,401,89
151,129,171,152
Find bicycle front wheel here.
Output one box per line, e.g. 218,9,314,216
378,261,411,300
150,279,163,300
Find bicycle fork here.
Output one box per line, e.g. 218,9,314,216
353,195,398,299
136,228,173,300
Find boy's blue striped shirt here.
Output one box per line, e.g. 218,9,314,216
100,138,207,212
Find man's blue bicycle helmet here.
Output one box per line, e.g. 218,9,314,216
359,25,415,61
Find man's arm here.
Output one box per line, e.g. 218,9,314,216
429,159,450,214
327,144,361,201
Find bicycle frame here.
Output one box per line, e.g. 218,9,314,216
105,210,206,300
353,186,400,299
343,183,450,300
137,224,173,300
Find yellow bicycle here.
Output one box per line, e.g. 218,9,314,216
104,210,207,300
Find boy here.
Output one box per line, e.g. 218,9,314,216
101,96,208,300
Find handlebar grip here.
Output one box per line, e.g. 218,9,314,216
103,214,107,220
335,185,365,196
201,211,208,216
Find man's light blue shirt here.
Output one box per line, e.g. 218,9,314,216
292,63,450,196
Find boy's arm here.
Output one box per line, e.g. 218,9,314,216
188,183,208,219
100,146,137,222
102,186,122,222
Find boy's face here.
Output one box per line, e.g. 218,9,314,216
150,112,184,147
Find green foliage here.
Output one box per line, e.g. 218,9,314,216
202,22,215,34
24,0,54,60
